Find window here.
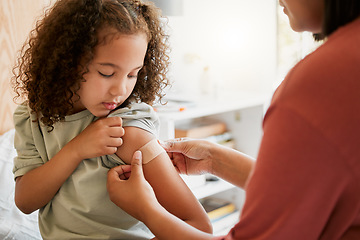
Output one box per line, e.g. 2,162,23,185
276,5,322,88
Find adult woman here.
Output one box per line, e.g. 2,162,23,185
107,0,360,239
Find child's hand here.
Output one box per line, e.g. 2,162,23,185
70,117,125,160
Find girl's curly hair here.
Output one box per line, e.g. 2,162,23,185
12,0,170,129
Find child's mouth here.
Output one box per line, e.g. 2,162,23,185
103,102,118,110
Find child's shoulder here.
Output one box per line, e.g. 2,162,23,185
108,102,160,138
108,102,155,118
13,103,35,125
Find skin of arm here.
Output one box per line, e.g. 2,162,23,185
163,139,255,188
107,151,213,240
211,143,255,188
15,117,124,214
107,138,255,239
115,127,213,234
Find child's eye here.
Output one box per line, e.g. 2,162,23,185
98,71,114,78
127,74,138,79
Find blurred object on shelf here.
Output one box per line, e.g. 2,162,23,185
175,118,226,139
205,174,219,182
153,98,196,112
203,132,235,148
146,0,183,16
181,175,206,189
200,197,237,222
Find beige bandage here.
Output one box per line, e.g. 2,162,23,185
139,139,166,164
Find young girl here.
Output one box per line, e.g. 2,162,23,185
12,0,212,239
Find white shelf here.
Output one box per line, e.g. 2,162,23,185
157,92,265,121
191,179,235,200
212,210,241,235
156,92,264,234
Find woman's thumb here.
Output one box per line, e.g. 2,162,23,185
159,139,185,153
131,150,144,178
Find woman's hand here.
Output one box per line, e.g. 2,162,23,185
161,138,255,188
107,151,159,222
160,138,216,175
107,151,213,240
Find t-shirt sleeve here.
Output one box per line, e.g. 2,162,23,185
103,102,160,168
107,102,160,136
13,104,44,179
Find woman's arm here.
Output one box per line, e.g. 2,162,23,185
15,117,124,214
211,144,255,188
108,151,213,240
116,127,213,233
163,139,255,188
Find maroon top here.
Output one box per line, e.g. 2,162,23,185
216,18,360,239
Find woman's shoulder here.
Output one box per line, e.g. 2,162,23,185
275,18,360,104
267,19,360,132
298,19,360,75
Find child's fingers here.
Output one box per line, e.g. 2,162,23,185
107,137,123,148
107,116,123,127
107,168,121,185
109,126,125,138
109,165,131,180
114,165,131,174
107,151,144,183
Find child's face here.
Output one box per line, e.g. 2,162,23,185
73,31,148,117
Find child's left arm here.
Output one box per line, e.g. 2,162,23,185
115,126,213,234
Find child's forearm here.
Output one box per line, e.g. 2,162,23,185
15,142,83,214
144,203,213,240
184,218,213,235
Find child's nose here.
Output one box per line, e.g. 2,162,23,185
110,78,127,96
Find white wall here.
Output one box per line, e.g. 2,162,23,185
165,0,277,100
0,0,54,134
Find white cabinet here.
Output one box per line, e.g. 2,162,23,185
157,92,264,157
157,92,266,234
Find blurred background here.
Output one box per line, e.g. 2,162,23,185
0,0,321,133
150,0,320,101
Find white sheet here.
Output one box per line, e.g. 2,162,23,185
0,129,41,240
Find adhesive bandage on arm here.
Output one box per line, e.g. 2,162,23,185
138,139,166,164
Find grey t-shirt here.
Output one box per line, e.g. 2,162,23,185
13,102,158,240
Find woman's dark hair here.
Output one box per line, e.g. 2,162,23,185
315,0,360,40
12,0,170,129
